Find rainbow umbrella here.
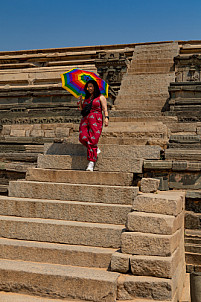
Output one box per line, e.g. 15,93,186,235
60,68,109,99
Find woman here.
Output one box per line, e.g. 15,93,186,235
77,80,109,171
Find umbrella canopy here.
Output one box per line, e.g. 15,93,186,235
60,68,109,99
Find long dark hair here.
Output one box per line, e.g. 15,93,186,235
84,80,101,100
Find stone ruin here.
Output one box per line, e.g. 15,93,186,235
0,40,200,301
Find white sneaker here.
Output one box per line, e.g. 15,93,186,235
97,147,101,155
86,161,94,171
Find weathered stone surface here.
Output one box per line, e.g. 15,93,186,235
143,160,172,170
117,274,173,300
185,211,201,230
111,252,130,273
170,172,201,190
121,229,181,256
126,211,184,235
26,168,134,186
0,259,119,302
44,143,161,159
130,246,181,278
165,149,201,161
140,178,160,193
133,192,185,216
8,180,139,205
0,238,114,269
186,190,201,199
0,216,123,248
96,157,143,173
37,154,143,173
0,196,132,225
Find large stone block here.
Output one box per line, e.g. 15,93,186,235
121,229,181,256
110,252,130,273
0,216,123,248
130,246,181,278
140,177,160,193
8,180,139,205
26,168,134,186
132,192,185,216
0,196,132,225
0,238,114,269
0,259,119,302
126,211,184,235
117,275,173,301
44,143,161,160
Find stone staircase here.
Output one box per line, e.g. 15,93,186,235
0,140,188,301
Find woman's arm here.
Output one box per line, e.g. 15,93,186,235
77,95,83,110
100,95,109,127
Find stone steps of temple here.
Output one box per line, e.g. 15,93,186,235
8,180,139,205
0,195,131,225
0,237,115,269
26,168,133,186
0,215,123,248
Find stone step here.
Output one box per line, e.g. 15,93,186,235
121,228,181,257
0,216,123,248
126,211,183,235
37,154,143,173
8,180,139,205
0,196,131,225
26,168,134,186
165,149,201,161
0,258,119,302
132,192,185,216
0,237,115,269
44,143,161,159
117,275,176,301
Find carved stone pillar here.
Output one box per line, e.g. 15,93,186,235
168,55,201,122
95,51,131,104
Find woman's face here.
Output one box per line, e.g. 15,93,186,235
87,83,94,95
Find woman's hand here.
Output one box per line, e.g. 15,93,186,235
77,95,83,110
104,117,109,127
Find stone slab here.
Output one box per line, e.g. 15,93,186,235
44,143,161,159
0,238,115,269
143,160,173,170
130,245,181,279
170,172,201,190
165,149,201,161
140,177,160,193
132,191,185,216
186,190,201,199
37,154,143,173
110,252,130,273
117,274,173,301
0,196,132,225
26,168,134,186
8,181,139,205
0,216,123,248
121,229,181,256
0,259,119,302
126,211,184,235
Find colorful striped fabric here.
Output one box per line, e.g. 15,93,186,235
60,68,109,99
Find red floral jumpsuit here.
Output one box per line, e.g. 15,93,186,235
79,96,103,162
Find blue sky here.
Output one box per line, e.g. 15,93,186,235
0,0,201,52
